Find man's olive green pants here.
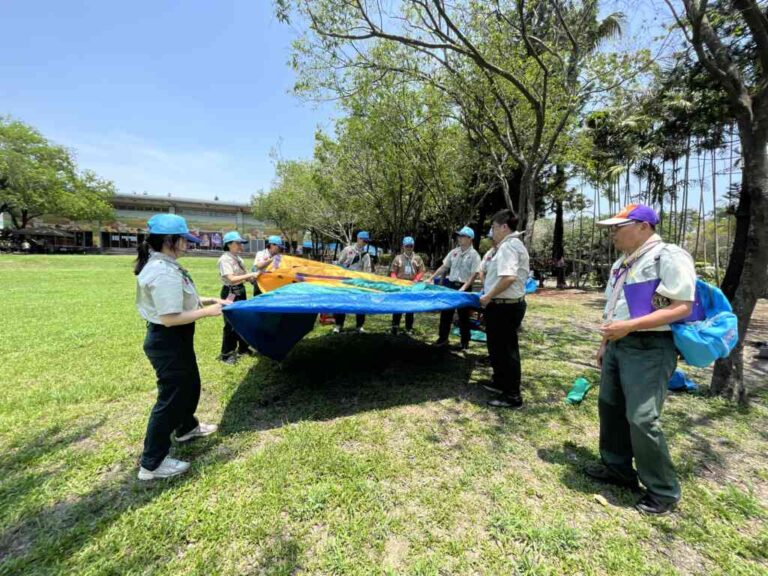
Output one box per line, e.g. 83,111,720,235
599,331,680,503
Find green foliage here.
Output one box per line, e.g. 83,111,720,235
0,116,115,228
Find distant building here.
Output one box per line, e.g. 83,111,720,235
1,193,272,253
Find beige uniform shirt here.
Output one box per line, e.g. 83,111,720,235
483,234,530,299
391,252,425,280
253,248,272,274
218,252,247,286
443,246,481,283
604,234,696,331
338,245,372,273
136,252,201,324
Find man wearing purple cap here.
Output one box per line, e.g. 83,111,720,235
588,203,697,515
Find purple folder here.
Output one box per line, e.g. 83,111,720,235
623,279,705,322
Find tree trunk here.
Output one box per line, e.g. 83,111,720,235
720,186,750,299
680,138,691,246
695,150,706,260
710,127,768,403
553,197,565,289
519,169,537,246
711,147,721,283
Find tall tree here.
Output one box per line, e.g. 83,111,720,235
665,0,768,403
276,0,632,242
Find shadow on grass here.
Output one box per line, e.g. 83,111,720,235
0,419,237,573
219,331,477,433
536,442,640,509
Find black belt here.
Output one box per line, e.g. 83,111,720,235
491,296,525,304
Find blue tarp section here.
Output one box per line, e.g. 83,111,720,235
223,283,479,360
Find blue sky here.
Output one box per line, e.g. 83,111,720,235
0,0,335,203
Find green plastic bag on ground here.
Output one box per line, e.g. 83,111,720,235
565,377,592,405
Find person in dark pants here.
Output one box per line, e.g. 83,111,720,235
587,204,696,515
134,214,227,481
333,231,372,333
217,231,260,364
431,226,481,352
390,236,425,335
479,210,530,408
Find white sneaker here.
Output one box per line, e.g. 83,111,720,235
138,456,190,480
175,423,218,443
357,327,367,333
332,326,341,334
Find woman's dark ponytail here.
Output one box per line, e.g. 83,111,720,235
134,234,180,275
134,240,152,275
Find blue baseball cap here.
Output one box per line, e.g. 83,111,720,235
357,231,370,241
147,214,201,243
267,235,284,247
402,236,415,246
222,231,245,245
456,226,475,239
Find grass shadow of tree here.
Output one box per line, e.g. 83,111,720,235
0,419,237,573
219,332,477,434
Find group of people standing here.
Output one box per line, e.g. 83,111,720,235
131,203,696,517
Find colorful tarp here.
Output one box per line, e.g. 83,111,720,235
223,255,479,360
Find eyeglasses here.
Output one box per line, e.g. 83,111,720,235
609,220,640,232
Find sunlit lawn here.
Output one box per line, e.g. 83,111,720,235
1,255,766,575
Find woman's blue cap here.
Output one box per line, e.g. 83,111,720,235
402,236,415,246
147,214,201,243
267,235,284,247
223,231,245,245
357,231,370,241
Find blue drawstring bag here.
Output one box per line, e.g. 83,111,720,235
525,277,538,294
670,279,739,367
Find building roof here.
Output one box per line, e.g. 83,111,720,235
12,227,75,238
112,193,252,212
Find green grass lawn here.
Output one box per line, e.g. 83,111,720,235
1,255,767,576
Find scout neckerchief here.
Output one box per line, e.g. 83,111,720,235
604,234,663,322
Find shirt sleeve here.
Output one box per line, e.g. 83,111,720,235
363,253,372,273
496,244,520,277
338,247,351,266
657,248,696,302
149,272,184,316
414,255,424,273
443,250,454,269
469,251,481,276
